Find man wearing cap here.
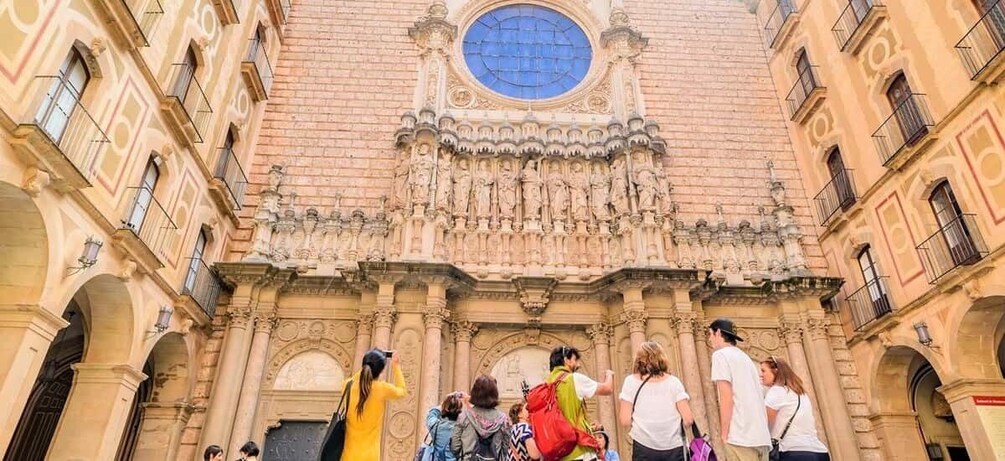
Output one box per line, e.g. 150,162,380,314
709,318,771,461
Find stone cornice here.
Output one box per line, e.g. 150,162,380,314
696,276,844,305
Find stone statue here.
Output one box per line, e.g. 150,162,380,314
392,150,410,208
590,162,611,221
654,161,673,215
522,159,543,219
452,157,472,217
547,161,568,221
610,156,630,216
634,154,658,211
474,159,494,219
410,144,435,206
569,162,590,222
434,150,452,211
498,158,518,219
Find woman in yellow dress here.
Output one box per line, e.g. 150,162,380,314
341,348,406,461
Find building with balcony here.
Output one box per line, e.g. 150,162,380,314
0,0,279,459
759,0,1005,459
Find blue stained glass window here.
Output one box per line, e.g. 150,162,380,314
463,4,592,100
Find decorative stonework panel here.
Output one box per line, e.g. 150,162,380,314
490,346,551,398
274,350,346,391
957,110,1005,225
874,192,925,286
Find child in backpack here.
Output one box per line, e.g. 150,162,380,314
451,375,511,460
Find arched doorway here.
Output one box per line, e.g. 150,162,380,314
911,364,970,460
129,333,193,461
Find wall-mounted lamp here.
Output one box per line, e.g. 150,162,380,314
154,305,173,334
67,237,103,275
914,322,934,348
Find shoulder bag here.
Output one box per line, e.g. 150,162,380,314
317,379,354,461
768,392,802,461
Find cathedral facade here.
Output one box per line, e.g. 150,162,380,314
2,0,1005,460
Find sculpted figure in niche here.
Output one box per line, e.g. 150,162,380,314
609,156,631,216
569,162,590,222
633,152,658,211
522,159,543,219
434,150,453,211
590,162,611,221
498,158,519,219
392,149,410,208
453,157,473,217
474,159,494,219
410,143,435,206
654,160,673,215
547,161,569,221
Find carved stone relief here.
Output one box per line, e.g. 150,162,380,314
274,350,346,391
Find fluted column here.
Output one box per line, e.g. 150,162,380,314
803,317,861,461
199,301,255,454
586,323,618,446
451,320,478,392
617,284,649,354
371,282,397,349
420,283,449,413
229,310,278,456
778,318,824,434
353,313,375,369
670,310,708,431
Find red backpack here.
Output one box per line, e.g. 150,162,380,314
525,372,603,461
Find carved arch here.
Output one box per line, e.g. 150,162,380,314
264,338,353,388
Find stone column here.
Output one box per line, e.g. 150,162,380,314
803,317,861,461
229,310,278,456
869,412,928,461
451,320,478,393
371,282,397,349
586,323,618,444
692,317,723,455
132,402,194,461
938,379,1005,461
0,304,68,450
778,318,825,434
353,313,375,369
420,283,449,413
198,302,255,454
46,363,147,460
617,283,649,354
670,309,708,431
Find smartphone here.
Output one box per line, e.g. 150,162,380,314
384,350,395,358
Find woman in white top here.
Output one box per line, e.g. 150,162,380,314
759,356,830,461
618,341,694,461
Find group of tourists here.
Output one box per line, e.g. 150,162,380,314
207,317,829,461
202,441,260,461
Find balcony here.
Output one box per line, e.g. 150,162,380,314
112,186,178,274
846,277,894,332
181,258,222,318
832,0,887,54
814,169,857,226
266,0,292,28
917,214,989,283
211,0,240,25
764,0,799,50
956,0,1005,83
786,67,826,123
8,75,110,191
241,39,274,101
92,0,164,49
872,93,936,168
160,64,212,148
209,147,248,217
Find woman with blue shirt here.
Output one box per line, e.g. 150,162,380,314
425,392,464,461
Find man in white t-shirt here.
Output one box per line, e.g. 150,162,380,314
709,318,771,461
548,345,614,461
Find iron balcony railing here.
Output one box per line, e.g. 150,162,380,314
120,186,178,261
832,0,882,51
214,147,249,209
872,93,934,165
814,169,857,226
122,0,164,46
917,214,988,283
846,277,893,331
166,63,212,142
243,38,275,96
24,75,110,181
786,66,823,119
182,258,222,317
956,0,1005,78
764,0,797,48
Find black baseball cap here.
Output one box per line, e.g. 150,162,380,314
709,318,744,342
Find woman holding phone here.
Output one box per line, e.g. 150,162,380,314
341,349,406,461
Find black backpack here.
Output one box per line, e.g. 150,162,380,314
470,431,497,461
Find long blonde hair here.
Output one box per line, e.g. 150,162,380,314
634,341,670,377
761,356,807,395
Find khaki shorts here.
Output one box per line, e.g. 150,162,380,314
724,444,769,461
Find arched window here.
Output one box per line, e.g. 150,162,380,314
857,245,891,317
170,47,198,103
183,229,209,293
826,147,856,210
36,48,90,142
248,24,266,61
125,158,160,231
886,73,928,146
929,181,980,265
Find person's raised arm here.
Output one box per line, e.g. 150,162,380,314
716,380,733,445
594,370,615,396
387,355,406,399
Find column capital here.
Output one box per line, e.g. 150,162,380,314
804,317,830,340
70,363,147,390
0,303,70,341
422,304,450,329
671,311,697,334
227,303,254,328
373,304,398,329
253,311,279,334
620,309,648,334
778,320,804,344
356,313,374,336
585,323,614,345
451,319,478,342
